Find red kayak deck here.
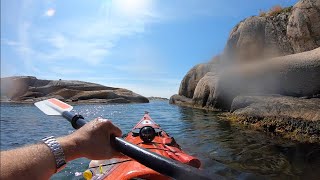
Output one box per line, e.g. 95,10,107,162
88,113,201,180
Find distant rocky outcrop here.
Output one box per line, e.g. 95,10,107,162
148,97,169,101
0,76,149,104
170,0,320,143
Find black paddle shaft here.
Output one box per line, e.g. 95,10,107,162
62,111,86,129
114,137,213,180
61,111,213,180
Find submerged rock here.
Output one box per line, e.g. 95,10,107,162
0,76,149,104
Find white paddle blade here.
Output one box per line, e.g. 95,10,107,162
34,98,73,115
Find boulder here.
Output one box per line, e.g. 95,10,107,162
264,12,294,57
224,16,268,62
224,1,320,62
173,0,320,109
224,11,294,62
192,72,219,107
169,94,193,107
178,62,217,98
213,47,320,110
287,0,320,52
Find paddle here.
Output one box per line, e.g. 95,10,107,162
35,98,213,180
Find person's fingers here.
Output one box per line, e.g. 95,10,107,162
109,123,122,137
101,119,122,137
93,118,122,137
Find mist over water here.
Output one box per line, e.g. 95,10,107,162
1,101,319,180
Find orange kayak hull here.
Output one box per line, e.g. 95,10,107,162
89,113,201,180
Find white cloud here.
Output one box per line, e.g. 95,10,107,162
6,0,227,68
33,32,113,65
11,0,160,66
112,0,156,19
1,39,20,46
45,8,55,17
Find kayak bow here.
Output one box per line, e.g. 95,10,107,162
87,112,202,180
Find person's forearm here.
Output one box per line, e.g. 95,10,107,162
0,119,122,180
1,143,56,180
0,135,80,180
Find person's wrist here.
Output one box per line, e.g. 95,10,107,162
57,135,82,162
42,136,67,172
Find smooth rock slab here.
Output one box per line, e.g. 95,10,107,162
213,47,320,110
230,95,320,143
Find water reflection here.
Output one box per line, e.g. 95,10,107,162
176,105,320,179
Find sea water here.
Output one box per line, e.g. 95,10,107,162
1,101,319,179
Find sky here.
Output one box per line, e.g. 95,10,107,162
1,0,298,98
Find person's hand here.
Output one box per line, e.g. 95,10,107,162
63,118,123,160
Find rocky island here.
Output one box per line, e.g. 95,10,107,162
170,0,320,143
148,97,169,101
1,76,149,104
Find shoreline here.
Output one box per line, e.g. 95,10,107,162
169,95,320,144
226,114,320,144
